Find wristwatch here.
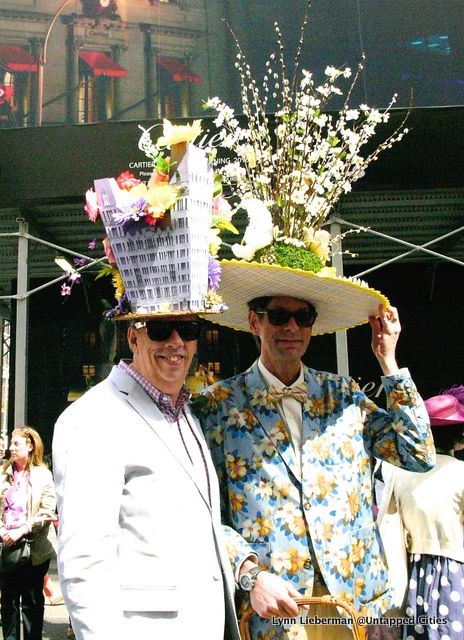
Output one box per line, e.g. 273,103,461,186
239,565,265,592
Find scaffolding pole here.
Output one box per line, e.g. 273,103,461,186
330,219,349,376
14,220,29,426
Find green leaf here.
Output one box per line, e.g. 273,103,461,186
95,264,113,280
154,156,170,173
213,173,223,197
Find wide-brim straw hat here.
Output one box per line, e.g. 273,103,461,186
425,394,464,426
200,259,389,335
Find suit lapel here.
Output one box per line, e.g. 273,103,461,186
109,367,213,510
244,363,300,481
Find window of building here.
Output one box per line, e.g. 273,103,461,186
78,74,111,123
0,44,37,127
156,56,201,118
206,361,221,376
78,51,127,123
206,329,219,348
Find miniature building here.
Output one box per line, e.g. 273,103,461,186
95,142,213,313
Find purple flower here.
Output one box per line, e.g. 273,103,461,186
208,257,221,291
61,283,72,297
74,257,90,267
88,239,97,250
113,198,148,224
104,294,130,320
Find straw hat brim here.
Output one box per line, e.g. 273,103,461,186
199,259,389,335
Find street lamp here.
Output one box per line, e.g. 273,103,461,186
37,0,108,126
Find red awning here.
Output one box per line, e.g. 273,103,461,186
0,45,37,73
79,50,127,78
157,56,202,84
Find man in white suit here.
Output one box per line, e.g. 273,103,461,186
53,317,241,640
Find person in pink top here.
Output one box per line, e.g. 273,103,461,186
0,426,57,640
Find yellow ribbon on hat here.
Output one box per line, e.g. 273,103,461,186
267,383,308,404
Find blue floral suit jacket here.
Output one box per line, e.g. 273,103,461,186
198,361,435,638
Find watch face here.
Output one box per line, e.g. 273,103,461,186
239,573,254,591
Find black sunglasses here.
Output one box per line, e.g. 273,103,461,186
142,320,200,342
256,307,318,328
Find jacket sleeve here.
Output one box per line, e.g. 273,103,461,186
53,397,126,640
357,368,435,472
27,467,57,534
197,389,257,578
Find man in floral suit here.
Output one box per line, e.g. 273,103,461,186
198,294,434,639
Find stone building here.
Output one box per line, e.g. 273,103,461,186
0,0,228,126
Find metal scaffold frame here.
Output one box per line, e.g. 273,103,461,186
0,219,107,427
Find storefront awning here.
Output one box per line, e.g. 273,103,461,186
157,56,202,84
0,45,38,73
79,50,127,78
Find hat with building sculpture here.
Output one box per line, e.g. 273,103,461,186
198,1,409,335
83,119,234,320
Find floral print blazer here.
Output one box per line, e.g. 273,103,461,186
198,362,434,637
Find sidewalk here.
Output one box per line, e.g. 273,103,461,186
0,558,71,640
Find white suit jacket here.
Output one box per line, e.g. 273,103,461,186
53,366,240,640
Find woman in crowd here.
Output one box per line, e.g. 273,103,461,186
381,390,464,639
0,426,57,640
444,385,464,461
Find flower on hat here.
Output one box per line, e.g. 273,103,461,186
116,171,141,191
304,228,331,263
84,189,100,222
156,119,203,148
204,0,409,273
146,183,180,217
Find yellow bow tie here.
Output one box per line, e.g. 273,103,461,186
267,383,308,404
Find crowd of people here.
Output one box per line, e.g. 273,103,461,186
1,284,462,640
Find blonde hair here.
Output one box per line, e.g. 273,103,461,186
5,426,46,471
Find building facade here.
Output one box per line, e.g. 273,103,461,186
0,0,228,127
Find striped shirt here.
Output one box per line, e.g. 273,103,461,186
118,359,190,423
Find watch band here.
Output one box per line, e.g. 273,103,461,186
239,565,265,592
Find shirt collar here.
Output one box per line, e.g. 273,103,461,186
118,359,191,422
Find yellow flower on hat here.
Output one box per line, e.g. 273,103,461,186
209,228,222,257
146,183,179,216
303,228,331,262
316,266,337,278
112,269,125,300
156,119,202,147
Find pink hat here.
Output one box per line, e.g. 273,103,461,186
425,394,464,426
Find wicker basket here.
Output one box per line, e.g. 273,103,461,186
239,595,366,640
95,142,213,315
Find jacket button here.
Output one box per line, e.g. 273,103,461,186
303,560,311,569
303,501,311,511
